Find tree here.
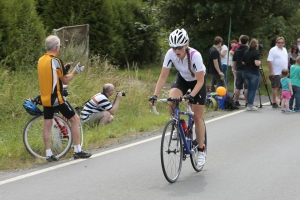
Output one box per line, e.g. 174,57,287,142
155,0,298,61
39,0,159,67
0,0,45,70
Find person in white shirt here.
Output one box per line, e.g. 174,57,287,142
220,43,228,85
297,38,300,55
267,36,289,108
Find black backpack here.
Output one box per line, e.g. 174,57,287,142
225,95,239,111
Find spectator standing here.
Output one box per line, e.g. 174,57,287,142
229,40,238,89
280,69,293,113
267,36,289,108
38,35,92,161
289,56,300,112
289,45,298,67
297,38,300,55
220,43,229,85
207,36,225,92
242,38,261,111
232,35,249,106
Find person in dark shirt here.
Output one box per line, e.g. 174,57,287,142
232,35,249,106
207,36,225,92
242,38,261,111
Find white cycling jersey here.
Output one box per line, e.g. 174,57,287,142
163,47,206,81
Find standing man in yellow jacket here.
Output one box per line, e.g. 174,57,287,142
38,35,91,161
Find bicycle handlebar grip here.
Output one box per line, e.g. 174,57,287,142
152,106,159,115
187,105,194,115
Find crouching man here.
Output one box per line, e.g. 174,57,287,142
80,83,123,125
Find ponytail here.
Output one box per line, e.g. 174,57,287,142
186,48,195,77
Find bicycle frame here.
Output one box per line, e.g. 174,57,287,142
172,100,198,155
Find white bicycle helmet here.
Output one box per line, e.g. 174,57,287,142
169,29,189,47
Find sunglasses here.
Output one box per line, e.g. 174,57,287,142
277,42,284,44
172,46,184,50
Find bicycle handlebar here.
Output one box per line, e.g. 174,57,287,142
29,85,70,105
151,97,194,116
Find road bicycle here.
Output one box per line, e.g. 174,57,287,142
22,85,84,159
152,97,207,183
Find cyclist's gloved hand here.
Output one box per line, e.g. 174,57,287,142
149,95,157,105
75,62,85,74
186,94,194,104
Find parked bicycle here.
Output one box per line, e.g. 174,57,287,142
22,85,84,159
152,97,207,183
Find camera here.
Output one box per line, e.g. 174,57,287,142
117,91,126,96
258,44,263,51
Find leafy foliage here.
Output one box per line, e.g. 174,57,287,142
39,0,159,67
0,0,45,70
155,0,299,62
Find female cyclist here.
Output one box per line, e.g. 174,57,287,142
149,28,206,166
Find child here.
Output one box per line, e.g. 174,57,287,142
280,69,293,113
289,56,300,111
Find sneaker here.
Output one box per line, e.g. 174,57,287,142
74,151,92,159
246,106,258,111
272,103,279,108
285,109,295,113
235,101,241,106
295,110,300,112
171,127,178,140
46,155,59,162
197,151,206,166
245,103,248,107
281,109,286,113
239,95,245,100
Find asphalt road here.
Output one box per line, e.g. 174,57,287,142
1,97,300,200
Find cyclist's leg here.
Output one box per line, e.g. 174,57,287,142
43,119,53,150
193,104,205,148
58,101,91,158
191,80,206,166
43,107,58,160
169,73,188,115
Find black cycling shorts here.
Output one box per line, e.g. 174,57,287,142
171,73,206,105
43,101,76,120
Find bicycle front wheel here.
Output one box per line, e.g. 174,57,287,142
23,114,73,159
160,119,183,183
190,119,207,172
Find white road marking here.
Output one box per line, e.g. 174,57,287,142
0,103,268,186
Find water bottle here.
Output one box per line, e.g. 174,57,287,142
180,119,188,135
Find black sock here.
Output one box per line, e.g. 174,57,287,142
198,147,204,152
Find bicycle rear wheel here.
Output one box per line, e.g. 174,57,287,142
23,114,73,159
160,119,183,183
190,119,207,172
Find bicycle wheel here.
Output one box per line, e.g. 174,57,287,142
190,119,207,172
160,119,183,183
23,114,73,159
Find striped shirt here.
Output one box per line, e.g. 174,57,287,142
80,93,112,122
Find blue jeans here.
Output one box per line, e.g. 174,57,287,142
221,64,228,84
289,85,300,110
243,71,260,106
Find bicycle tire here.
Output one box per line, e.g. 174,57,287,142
23,114,73,159
190,119,207,172
160,119,183,183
